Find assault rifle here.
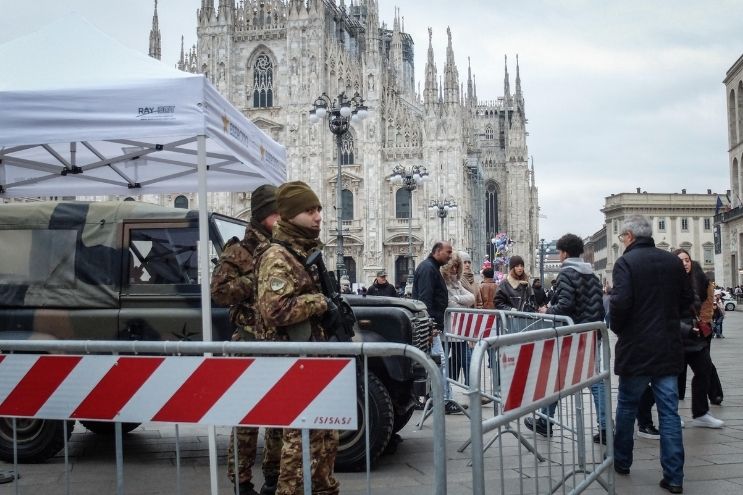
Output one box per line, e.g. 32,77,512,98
305,250,356,342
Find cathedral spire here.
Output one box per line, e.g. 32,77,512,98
423,27,438,107
148,0,161,60
515,54,522,97
389,6,404,93
504,55,511,100
466,56,474,106
177,35,185,71
442,26,459,105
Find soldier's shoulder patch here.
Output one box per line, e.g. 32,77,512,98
269,277,287,292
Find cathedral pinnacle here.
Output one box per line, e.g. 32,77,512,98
423,27,438,107
442,26,459,105
148,0,161,60
504,54,511,99
515,54,522,97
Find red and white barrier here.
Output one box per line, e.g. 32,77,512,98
449,312,497,339
499,330,598,411
0,355,357,430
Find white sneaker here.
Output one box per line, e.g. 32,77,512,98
680,419,685,428
690,413,724,428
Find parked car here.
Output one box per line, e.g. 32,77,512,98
714,290,736,311
0,201,433,471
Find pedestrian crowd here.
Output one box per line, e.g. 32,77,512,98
211,179,725,495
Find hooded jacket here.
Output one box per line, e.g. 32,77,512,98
546,258,605,324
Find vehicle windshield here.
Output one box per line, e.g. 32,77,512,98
213,214,248,248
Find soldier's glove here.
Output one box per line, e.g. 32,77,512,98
321,297,342,334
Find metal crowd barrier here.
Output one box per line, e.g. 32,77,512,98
468,322,615,495
0,340,446,495
418,309,573,436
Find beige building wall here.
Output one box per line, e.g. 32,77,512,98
717,53,743,287
601,191,718,285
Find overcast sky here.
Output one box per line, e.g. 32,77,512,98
2,0,740,240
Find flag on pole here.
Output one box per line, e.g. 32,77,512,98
715,196,723,215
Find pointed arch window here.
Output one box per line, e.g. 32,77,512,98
341,133,355,165
395,188,410,219
484,124,494,140
253,54,274,108
341,189,354,220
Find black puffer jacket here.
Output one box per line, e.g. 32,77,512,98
610,237,693,376
546,258,605,324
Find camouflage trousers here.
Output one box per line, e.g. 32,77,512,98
276,428,339,495
227,426,283,484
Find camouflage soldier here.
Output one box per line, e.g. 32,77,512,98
257,181,339,495
210,184,283,495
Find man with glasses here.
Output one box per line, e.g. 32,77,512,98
610,215,692,494
366,269,398,297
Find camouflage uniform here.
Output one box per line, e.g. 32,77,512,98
257,223,339,495
210,222,282,489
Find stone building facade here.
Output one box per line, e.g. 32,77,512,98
146,0,539,287
716,53,743,287
601,190,719,285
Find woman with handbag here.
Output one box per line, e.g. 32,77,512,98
673,249,724,428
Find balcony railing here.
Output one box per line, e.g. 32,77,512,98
715,206,743,224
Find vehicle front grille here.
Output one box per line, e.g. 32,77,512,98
410,312,433,355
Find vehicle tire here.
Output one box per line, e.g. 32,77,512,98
335,372,394,472
0,418,73,463
725,302,735,311
80,421,141,435
392,405,415,434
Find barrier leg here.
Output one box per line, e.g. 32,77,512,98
115,421,124,495
175,424,182,495
301,428,311,495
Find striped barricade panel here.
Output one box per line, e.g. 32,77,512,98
499,330,598,412
449,311,498,339
0,355,357,430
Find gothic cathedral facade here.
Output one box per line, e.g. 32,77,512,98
163,0,538,286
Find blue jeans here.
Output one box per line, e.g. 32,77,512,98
431,335,452,400
614,375,684,485
542,382,606,431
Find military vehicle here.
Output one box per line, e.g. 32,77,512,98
0,201,433,471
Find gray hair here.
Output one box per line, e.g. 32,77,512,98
623,215,652,238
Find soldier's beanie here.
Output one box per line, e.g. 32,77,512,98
251,184,278,222
509,255,525,270
276,181,321,220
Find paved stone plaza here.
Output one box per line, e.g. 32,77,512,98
2,313,743,494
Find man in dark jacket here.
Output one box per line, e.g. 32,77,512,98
525,234,607,439
412,241,458,413
610,215,692,494
366,270,398,297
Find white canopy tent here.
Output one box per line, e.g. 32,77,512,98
0,14,285,196
0,17,286,493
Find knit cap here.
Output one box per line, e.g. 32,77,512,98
509,255,525,269
250,184,278,222
276,181,321,220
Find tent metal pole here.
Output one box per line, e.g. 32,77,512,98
196,134,219,495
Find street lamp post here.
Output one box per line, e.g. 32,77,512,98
389,164,429,289
309,92,368,282
429,198,458,239
539,238,546,285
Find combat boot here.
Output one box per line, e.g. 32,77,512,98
260,474,278,495
236,481,260,495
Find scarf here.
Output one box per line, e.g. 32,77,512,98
272,219,322,256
